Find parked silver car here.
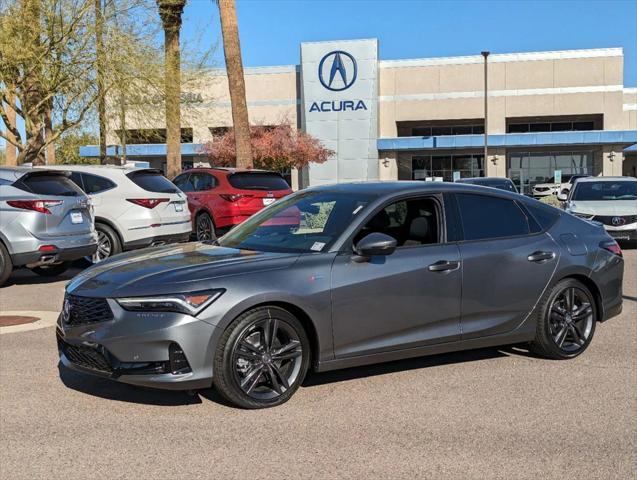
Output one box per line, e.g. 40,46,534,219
0,167,97,286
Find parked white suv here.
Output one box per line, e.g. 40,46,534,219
532,174,590,198
42,165,191,262
562,176,637,242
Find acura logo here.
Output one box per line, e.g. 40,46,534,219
318,50,357,91
62,298,71,323
611,216,625,226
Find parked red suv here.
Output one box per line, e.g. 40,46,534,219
173,168,293,240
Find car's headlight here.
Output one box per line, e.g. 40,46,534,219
116,289,225,315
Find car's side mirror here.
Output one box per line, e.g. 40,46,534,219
353,232,397,261
557,193,568,202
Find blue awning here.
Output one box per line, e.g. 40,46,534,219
377,130,637,152
79,143,206,158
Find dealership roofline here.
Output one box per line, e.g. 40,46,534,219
199,46,625,77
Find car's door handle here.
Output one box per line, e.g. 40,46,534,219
527,251,555,263
428,260,460,272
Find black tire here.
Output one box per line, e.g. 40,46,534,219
31,262,70,277
89,223,122,263
0,242,12,287
213,306,311,409
530,278,597,359
195,212,216,241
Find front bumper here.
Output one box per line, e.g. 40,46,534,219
56,299,220,390
11,243,97,267
605,226,637,242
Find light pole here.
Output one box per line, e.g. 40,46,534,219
481,51,490,169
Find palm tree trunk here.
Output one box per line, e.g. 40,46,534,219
95,0,106,163
21,0,45,166
158,0,186,179
4,93,18,166
44,99,56,164
218,0,252,169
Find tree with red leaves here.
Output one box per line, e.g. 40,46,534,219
201,124,333,172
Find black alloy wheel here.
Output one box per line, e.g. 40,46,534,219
548,286,594,353
531,279,597,359
196,212,215,241
213,306,310,409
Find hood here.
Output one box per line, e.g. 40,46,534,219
67,242,299,298
568,200,637,216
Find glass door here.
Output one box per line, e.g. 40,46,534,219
508,168,527,195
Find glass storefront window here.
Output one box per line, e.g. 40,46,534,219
411,154,484,181
507,150,597,195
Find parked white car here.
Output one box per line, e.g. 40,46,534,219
41,165,191,262
532,174,590,198
561,176,637,242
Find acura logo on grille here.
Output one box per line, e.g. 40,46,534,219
611,216,625,226
62,298,71,323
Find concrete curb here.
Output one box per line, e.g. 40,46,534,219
0,311,58,335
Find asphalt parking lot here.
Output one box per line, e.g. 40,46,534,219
1,251,636,479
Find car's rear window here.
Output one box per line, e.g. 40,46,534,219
127,170,178,193
228,172,290,191
15,174,83,197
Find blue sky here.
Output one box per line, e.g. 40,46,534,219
183,0,637,86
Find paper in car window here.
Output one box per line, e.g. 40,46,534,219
310,242,325,252
352,205,364,215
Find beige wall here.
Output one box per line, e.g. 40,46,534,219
379,48,628,136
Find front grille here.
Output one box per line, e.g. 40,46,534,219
535,187,551,192
64,294,112,326
58,336,113,373
591,215,637,226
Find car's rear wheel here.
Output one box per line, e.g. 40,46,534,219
88,223,121,263
213,306,310,409
196,212,215,241
0,242,12,287
31,262,70,277
530,279,597,359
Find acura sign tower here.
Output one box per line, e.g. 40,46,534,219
301,39,379,185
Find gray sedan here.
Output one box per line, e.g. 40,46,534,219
57,182,624,408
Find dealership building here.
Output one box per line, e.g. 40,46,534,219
83,38,637,194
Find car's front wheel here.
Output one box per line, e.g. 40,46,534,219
195,212,215,241
213,306,310,409
530,279,597,359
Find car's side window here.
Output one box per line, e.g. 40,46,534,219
191,173,215,192
68,172,84,191
174,174,194,192
81,173,115,194
354,197,440,248
455,193,531,241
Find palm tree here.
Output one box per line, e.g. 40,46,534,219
157,0,186,178
217,0,252,168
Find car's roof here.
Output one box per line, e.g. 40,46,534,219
183,167,276,175
0,166,68,181
575,176,636,183
308,180,526,201
41,164,139,171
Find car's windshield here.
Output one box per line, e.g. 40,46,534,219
218,190,376,253
571,181,637,201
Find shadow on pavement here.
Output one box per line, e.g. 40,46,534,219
58,363,203,406
59,346,540,406
5,266,84,287
303,346,515,387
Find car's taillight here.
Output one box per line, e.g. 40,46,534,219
126,198,169,209
6,200,62,214
219,193,253,202
600,239,622,257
